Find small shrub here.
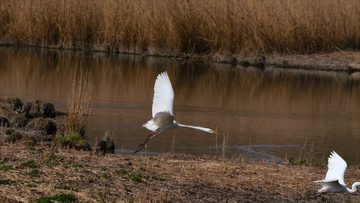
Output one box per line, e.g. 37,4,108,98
311,158,324,167
52,132,90,150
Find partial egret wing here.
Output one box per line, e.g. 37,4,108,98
314,179,345,193
315,179,341,187
324,151,347,185
152,72,174,118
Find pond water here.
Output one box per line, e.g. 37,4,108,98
0,48,359,165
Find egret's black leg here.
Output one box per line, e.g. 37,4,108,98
133,129,160,154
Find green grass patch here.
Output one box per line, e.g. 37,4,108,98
21,160,39,168
0,179,14,185
46,152,64,167
52,132,87,149
114,169,143,183
0,158,9,165
115,169,128,176
129,173,143,183
30,193,78,203
0,165,14,171
97,172,111,179
71,162,83,168
27,145,36,150
311,158,324,167
289,157,324,167
28,169,41,178
26,183,38,188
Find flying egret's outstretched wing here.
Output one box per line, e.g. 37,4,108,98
324,151,347,185
152,72,174,118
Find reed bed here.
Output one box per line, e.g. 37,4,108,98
0,0,359,56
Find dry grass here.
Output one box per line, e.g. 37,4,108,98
65,66,94,137
0,144,360,202
0,0,360,56
53,65,94,149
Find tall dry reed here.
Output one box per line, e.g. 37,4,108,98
66,66,94,137
0,0,359,55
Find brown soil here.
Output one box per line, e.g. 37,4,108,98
0,143,359,203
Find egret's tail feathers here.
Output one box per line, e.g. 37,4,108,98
143,119,159,132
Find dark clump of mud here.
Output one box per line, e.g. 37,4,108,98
96,133,115,155
0,98,67,147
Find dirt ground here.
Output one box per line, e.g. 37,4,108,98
0,143,359,203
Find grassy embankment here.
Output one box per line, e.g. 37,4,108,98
0,0,360,59
1,144,360,202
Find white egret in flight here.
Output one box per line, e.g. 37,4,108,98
314,151,360,193
134,72,216,154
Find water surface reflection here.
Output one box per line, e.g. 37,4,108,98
0,48,359,165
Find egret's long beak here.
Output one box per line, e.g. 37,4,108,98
210,129,221,135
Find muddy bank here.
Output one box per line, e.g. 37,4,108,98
0,144,359,202
1,44,360,74
265,51,360,73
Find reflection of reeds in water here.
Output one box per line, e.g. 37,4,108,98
66,67,94,137
0,0,360,55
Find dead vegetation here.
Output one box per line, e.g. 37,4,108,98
0,0,360,56
53,66,94,150
0,144,359,202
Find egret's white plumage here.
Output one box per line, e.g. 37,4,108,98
152,72,174,118
134,71,216,153
314,151,360,193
